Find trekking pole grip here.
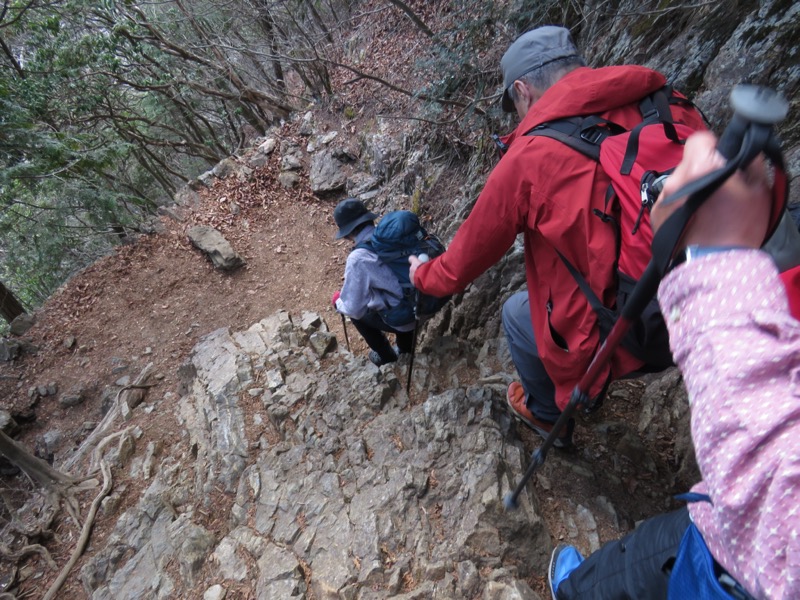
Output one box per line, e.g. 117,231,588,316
717,85,788,161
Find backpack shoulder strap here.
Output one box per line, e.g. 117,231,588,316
555,249,605,315
619,86,684,175
354,239,373,253
525,115,626,162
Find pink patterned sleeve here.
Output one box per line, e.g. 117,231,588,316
658,250,800,599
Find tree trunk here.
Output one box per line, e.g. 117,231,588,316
0,431,76,490
258,9,286,94
386,0,434,37
0,281,26,324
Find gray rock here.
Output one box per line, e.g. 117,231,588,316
255,544,305,598
298,111,314,136
248,152,270,168
320,131,338,145
177,521,217,583
346,172,381,198
0,338,20,362
248,137,278,167
59,393,84,408
42,430,63,455
212,157,252,180
142,441,160,479
211,537,249,581
83,311,550,598
197,169,216,187
203,584,227,600
157,205,188,223
0,410,19,435
367,133,403,182
9,313,35,336
187,226,245,271
309,331,336,357
258,138,277,155
278,171,300,189
482,580,540,600
280,139,305,171
174,186,202,206
281,153,304,171
309,148,349,194
457,560,480,596
300,311,324,332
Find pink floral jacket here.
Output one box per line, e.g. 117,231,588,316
659,250,800,599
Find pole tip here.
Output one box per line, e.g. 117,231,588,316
503,493,518,511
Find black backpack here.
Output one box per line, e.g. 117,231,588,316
356,210,450,327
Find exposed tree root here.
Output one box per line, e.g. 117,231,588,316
0,364,154,598
89,427,134,475
41,459,112,600
61,362,154,473
0,542,56,570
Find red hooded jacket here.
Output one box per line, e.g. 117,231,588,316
415,66,706,410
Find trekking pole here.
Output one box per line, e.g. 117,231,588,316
406,253,430,394
504,85,789,511
341,314,351,352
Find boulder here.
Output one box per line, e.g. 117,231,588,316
0,410,19,435
9,313,35,336
212,158,253,181
309,148,349,194
187,226,245,271
0,338,20,361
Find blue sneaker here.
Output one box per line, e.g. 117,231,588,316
549,544,584,599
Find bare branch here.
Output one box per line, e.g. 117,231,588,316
386,0,434,37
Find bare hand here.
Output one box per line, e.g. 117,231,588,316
651,131,771,250
408,255,422,287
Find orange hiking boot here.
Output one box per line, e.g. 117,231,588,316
506,382,573,448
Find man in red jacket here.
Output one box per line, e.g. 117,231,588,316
410,26,704,446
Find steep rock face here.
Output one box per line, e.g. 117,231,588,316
81,312,552,599
576,0,799,193
79,307,696,599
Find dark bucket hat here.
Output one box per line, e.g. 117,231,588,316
333,198,377,239
500,26,579,112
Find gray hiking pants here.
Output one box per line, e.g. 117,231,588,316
502,291,561,423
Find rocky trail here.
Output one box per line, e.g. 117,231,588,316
5,0,796,594
0,116,697,599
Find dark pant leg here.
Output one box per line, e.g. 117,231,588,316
395,330,414,354
350,312,397,363
558,507,691,600
501,291,561,423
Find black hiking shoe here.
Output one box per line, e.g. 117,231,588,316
368,349,397,366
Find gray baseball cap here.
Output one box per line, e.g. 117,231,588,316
500,26,579,113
